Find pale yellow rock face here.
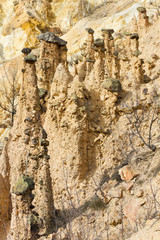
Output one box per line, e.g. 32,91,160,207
128,219,160,240
51,0,106,32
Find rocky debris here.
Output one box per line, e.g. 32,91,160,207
119,165,139,181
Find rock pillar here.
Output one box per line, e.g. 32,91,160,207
10,53,54,239
137,7,149,37
101,29,114,78
85,28,95,76
130,34,144,88
93,38,105,86
37,32,67,92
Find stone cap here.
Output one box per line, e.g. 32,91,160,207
85,28,94,34
94,38,104,48
101,28,114,35
21,48,32,54
130,33,139,40
137,7,146,13
102,78,122,93
37,32,67,46
24,54,37,63
12,175,35,196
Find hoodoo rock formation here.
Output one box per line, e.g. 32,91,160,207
37,32,67,92
0,50,54,239
0,3,160,240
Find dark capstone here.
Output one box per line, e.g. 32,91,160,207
24,54,37,63
94,38,104,48
40,127,48,139
143,88,148,95
102,78,122,93
37,32,67,46
150,145,156,151
38,88,47,99
24,117,32,123
13,1,19,6
101,28,114,35
137,7,146,13
21,48,32,54
12,175,35,195
143,75,151,83
40,139,49,146
130,33,139,40
85,28,94,34
24,128,31,136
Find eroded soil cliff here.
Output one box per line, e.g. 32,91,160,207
0,1,160,240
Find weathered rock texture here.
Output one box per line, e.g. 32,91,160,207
37,32,67,92
0,51,54,239
0,2,160,240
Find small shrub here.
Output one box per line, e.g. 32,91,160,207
84,195,107,211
